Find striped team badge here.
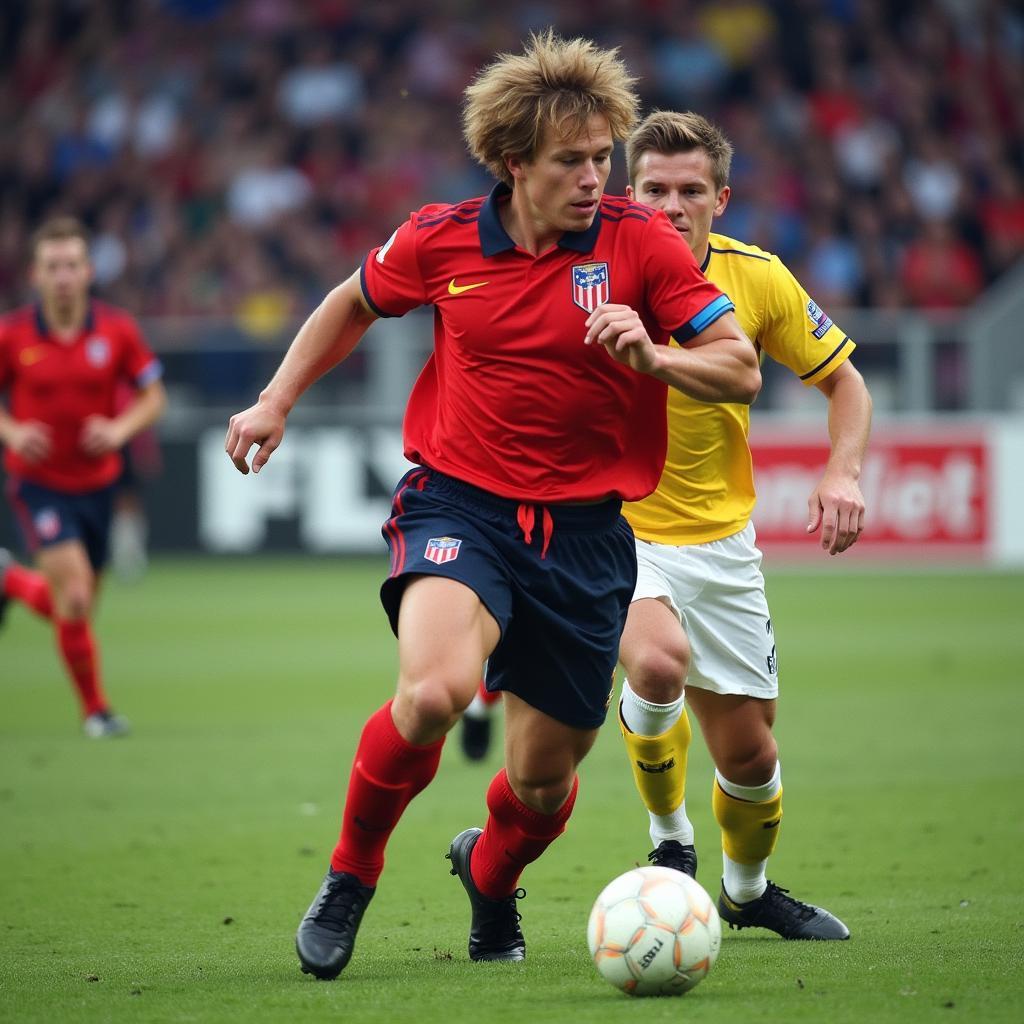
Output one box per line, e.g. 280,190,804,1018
35,507,62,541
85,336,111,366
424,536,462,564
571,262,610,313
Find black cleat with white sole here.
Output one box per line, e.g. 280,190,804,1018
446,827,526,961
296,869,375,979
647,839,698,879
718,880,850,940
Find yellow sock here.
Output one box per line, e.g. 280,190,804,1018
618,705,691,816
712,778,783,865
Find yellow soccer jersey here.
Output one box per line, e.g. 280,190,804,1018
625,233,855,545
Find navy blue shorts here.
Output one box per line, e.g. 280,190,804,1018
6,477,116,572
379,468,638,729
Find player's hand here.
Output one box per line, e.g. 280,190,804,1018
80,416,126,457
807,471,865,555
225,400,286,475
8,420,52,462
584,304,658,374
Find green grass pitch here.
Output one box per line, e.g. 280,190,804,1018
2,559,1022,1023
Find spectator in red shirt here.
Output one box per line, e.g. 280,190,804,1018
0,218,166,737
900,218,985,309
979,162,1024,276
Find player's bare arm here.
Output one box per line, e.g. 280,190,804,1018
0,406,52,462
80,379,167,457
808,360,872,555
226,269,378,475
584,305,760,404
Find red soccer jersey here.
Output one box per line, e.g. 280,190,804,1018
361,185,734,503
0,301,162,493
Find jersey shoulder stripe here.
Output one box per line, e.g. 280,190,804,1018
601,197,654,218
600,210,655,224
416,197,485,229
416,211,481,229
707,234,772,262
708,244,771,262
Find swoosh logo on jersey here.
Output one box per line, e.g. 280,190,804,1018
19,346,48,366
448,279,489,295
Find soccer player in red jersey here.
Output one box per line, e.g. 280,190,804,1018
225,32,761,979
0,217,166,737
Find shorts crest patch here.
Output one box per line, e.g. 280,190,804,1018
35,507,61,541
572,262,610,313
424,536,461,564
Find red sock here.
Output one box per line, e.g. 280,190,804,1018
4,564,54,619
478,678,501,707
56,619,108,717
470,769,579,898
330,700,444,886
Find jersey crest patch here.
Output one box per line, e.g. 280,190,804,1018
806,300,834,339
571,262,610,313
85,336,111,366
424,536,462,564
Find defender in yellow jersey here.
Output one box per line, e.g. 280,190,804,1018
618,111,872,940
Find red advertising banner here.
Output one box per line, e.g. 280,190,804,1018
750,431,990,559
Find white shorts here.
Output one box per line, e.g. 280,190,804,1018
632,522,778,698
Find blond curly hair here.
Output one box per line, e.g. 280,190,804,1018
463,30,639,186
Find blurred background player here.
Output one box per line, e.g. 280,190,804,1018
110,379,163,582
225,33,759,980
617,110,871,939
460,668,498,761
0,217,166,737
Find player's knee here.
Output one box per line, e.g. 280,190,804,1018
509,770,575,816
718,737,778,787
397,675,467,733
54,584,93,621
626,643,689,704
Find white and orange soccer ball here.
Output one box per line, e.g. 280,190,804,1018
587,866,722,997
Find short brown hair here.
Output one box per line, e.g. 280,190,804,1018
626,111,734,192
30,216,90,259
462,30,639,187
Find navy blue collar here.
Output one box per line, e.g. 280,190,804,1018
34,301,95,338
478,182,602,257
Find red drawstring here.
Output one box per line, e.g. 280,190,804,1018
540,508,553,559
516,503,554,559
516,503,534,545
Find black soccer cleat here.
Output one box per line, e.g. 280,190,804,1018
460,714,493,762
82,709,130,739
446,827,526,961
718,880,850,940
296,869,376,979
648,839,698,879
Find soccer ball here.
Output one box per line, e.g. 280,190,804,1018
587,866,721,997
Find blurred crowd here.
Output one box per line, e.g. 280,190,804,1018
1,0,1022,331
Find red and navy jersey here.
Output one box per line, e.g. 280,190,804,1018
361,183,734,503
0,301,162,493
